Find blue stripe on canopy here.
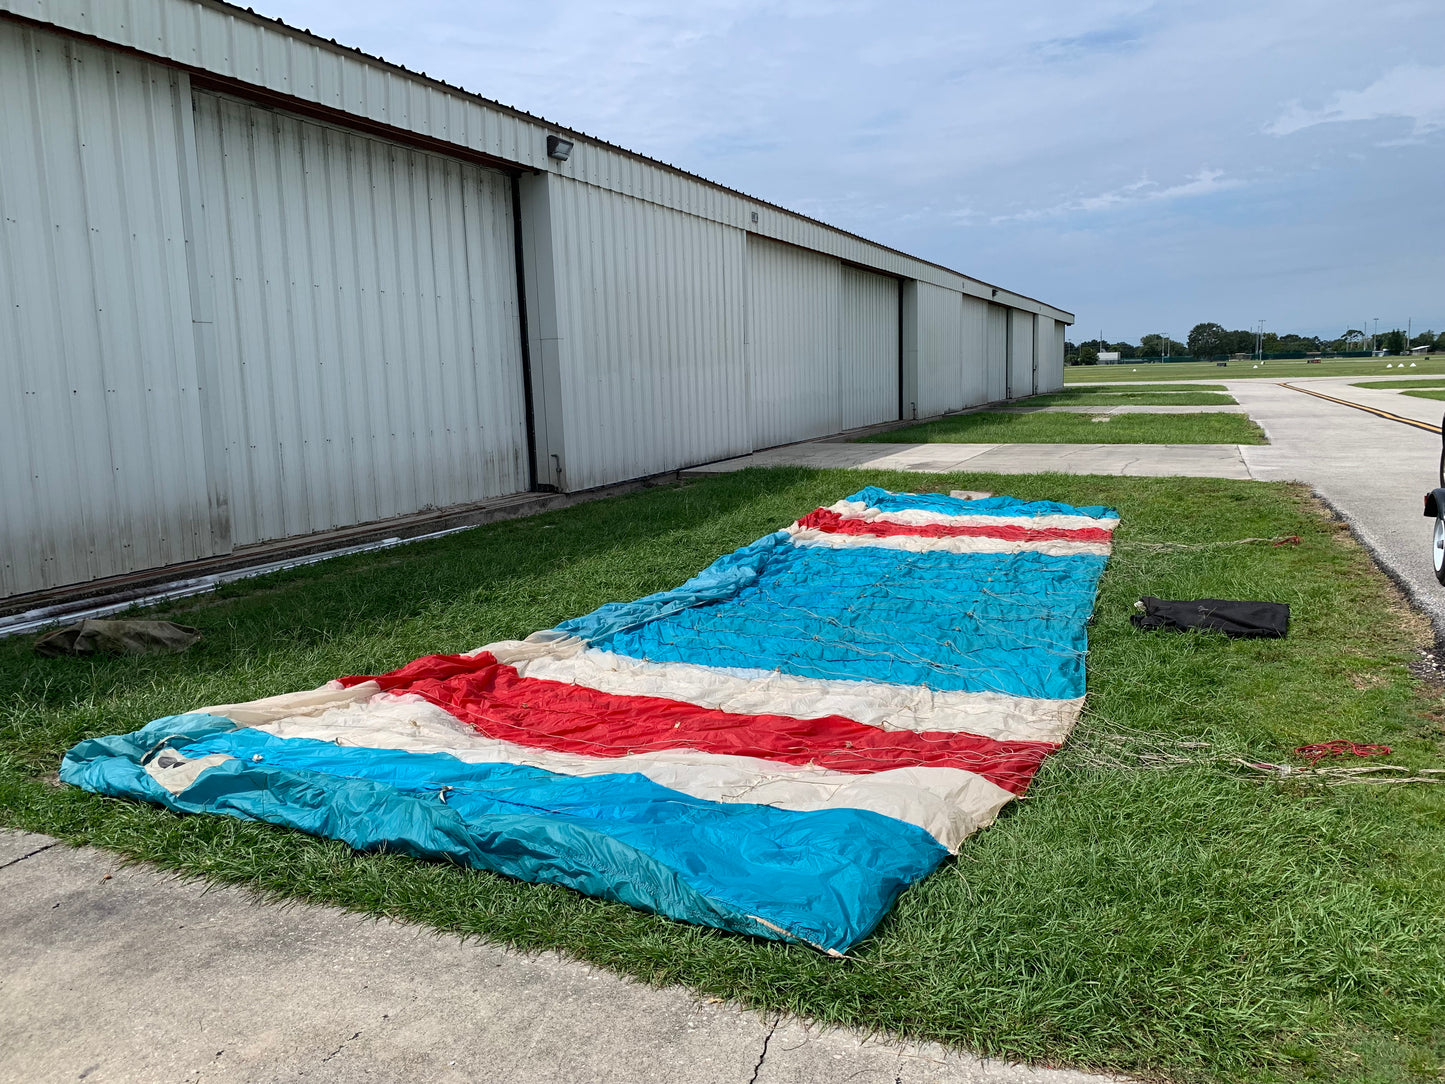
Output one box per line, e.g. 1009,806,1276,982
557,534,1107,699
60,716,948,954
844,486,1120,520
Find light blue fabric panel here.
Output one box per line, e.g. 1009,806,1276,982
560,537,1107,699
61,715,947,953
844,486,1120,521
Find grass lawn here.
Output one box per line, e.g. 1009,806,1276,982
1019,386,1236,407
859,410,1266,444
1351,380,1445,390
1067,356,1445,383
2,468,1443,1083
1345,381,1445,403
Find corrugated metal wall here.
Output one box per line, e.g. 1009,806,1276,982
544,181,749,491
192,92,530,545
0,0,1073,324
748,237,841,448
958,295,990,409
985,304,1009,402
1049,321,1067,392
0,7,1075,600
0,23,221,597
838,266,899,430
1009,309,1036,398
910,282,963,417
1034,317,1063,393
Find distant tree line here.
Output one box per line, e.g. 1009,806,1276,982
1066,325,1440,365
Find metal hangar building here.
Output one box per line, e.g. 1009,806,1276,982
0,0,1074,602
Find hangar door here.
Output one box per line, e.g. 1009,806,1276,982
985,303,1009,401
193,93,530,547
838,266,900,430
747,237,901,448
1009,310,1036,399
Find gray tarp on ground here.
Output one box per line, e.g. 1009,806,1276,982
34,619,201,658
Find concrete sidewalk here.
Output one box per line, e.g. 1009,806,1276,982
688,375,1444,633
1233,377,1445,633
995,404,1245,414
0,829,1121,1084
5,375,1436,1084
685,442,1252,478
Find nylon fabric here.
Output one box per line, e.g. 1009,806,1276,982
487,642,1084,743
826,501,1116,532
562,541,1107,699
59,487,1118,953
785,527,1112,558
844,487,1119,521
250,696,1017,850
61,714,947,953
796,508,1113,543
336,651,1057,793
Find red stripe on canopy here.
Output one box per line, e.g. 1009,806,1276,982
340,653,1055,794
795,507,1114,543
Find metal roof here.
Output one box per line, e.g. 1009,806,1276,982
0,0,1072,322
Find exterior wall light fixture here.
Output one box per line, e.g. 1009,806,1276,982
546,135,573,161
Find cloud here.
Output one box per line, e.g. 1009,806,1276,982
249,0,1445,340
1033,24,1142,60
997,170,1242,223
1267,65,1445,137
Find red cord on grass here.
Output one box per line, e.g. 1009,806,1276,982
1294,740,1392,766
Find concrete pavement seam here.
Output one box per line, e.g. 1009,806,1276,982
0,840,57,872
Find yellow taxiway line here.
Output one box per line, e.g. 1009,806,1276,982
1279,382,1442,434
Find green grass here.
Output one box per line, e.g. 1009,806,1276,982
1019,386,1236,407
1350,380,1445,390
859,410,1267,444
1346,381,1445,402
1067,356,1445,383
2,468,1444,1083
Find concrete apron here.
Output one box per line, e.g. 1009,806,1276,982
686,442,1254,478
690,375,1445,635
1232,377,1445,635
994,404,1246,414
0,830,1121,1084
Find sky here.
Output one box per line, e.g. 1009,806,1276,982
253,0,1444,344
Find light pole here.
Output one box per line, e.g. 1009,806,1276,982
1373,317,1380,354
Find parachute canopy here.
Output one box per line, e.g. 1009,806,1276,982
62,488,1117,953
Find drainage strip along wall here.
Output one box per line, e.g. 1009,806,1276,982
0,0,1073,600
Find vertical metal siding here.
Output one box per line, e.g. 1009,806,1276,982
1034,317,1062,394
747,237,841,448
192,91,529,546
910,282,963,417
985,304,1009,403
1048,321,1067,392
1009,309,1035,399
958,295,989,409
0,6,1075,599
0,23,218,597
838,266,899,430
545,180,749,491
1,0,1074,324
